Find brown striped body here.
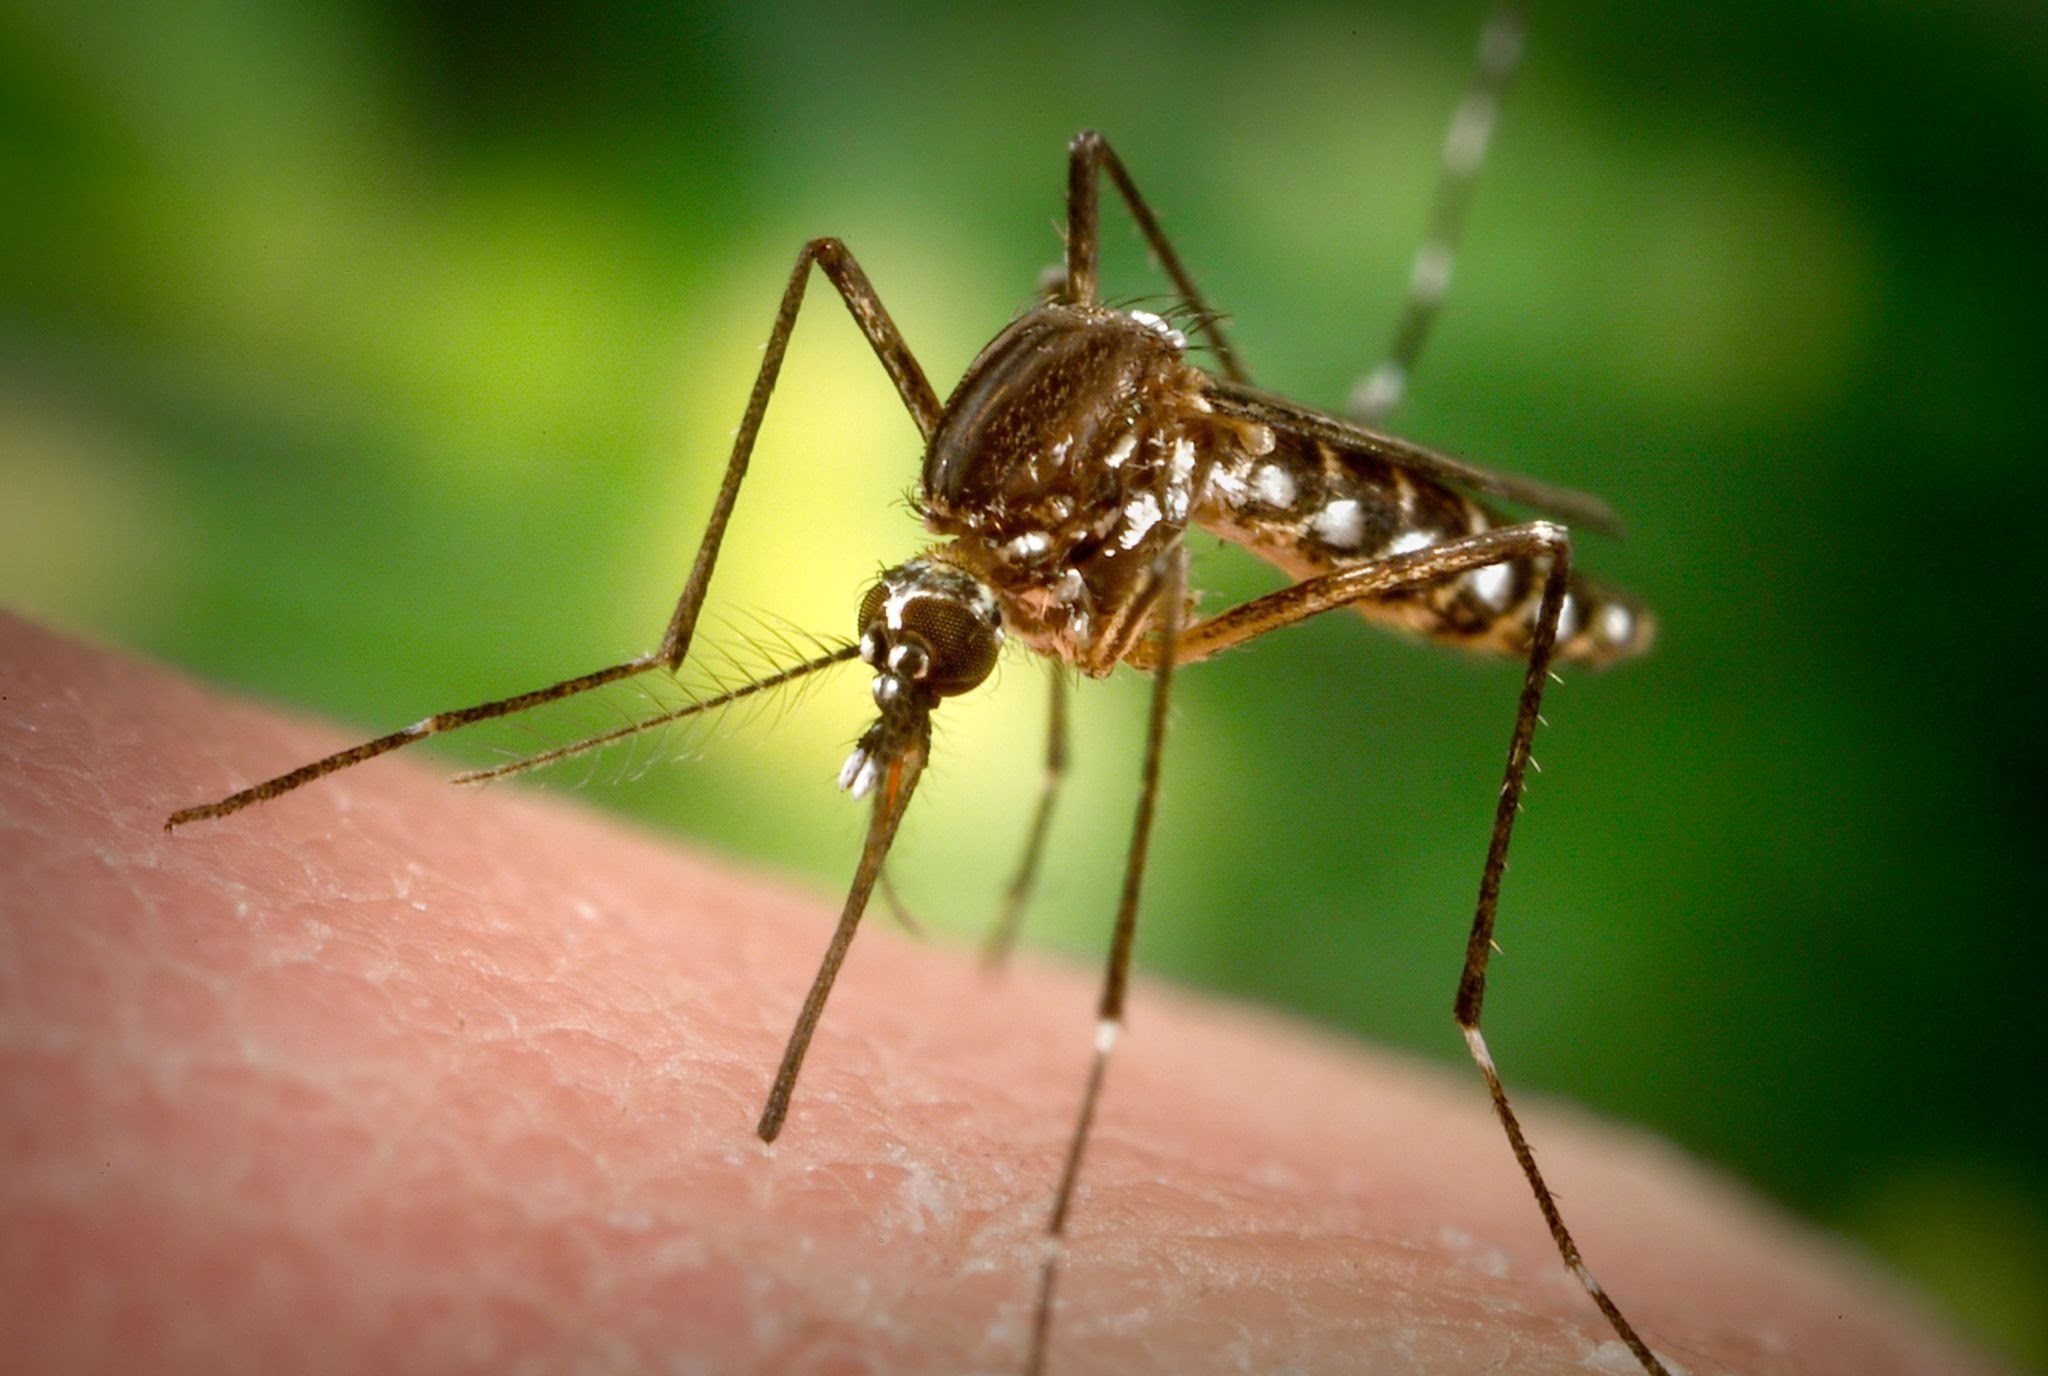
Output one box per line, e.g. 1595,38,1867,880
1199,427,1653,667
919,302,1651,675
919,303,1229,676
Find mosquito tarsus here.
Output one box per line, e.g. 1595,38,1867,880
167,7,1671,1373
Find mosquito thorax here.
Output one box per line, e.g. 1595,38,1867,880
920,303,1196,539
917,302,1226,674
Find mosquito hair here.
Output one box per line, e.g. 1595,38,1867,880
897,484,931,521
706,609,849,737
453,641,858,786
1098,289,1177,314
617,678,682,784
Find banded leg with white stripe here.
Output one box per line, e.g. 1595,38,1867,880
1350,5,1525,424
1024,548,1186,1376
1121,520,1673,1376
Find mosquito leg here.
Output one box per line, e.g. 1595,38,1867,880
1455,553,1671,1376
1124,522,1670,1374
1025,548,1186,1376
982,666,1069,968
167,239,936,832
1349,5,1525,424
1063,131,1251,384
164,659,656,830
1129,522,1565,669
651,237,941,668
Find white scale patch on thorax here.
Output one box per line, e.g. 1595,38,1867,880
1124,309,1188,352
1002,530,1053,562
1206,461,1249,504
1118,491,1163,549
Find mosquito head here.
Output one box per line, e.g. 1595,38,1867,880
838,558,1003,799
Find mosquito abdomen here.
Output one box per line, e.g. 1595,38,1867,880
1200,430,1653,668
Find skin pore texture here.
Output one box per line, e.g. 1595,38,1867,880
0,611,2002,1375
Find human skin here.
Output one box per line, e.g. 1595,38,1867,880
0,611,2001,1375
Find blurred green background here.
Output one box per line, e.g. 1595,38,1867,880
4,0,2044,1367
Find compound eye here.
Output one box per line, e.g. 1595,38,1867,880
856,582,888,636
899,594,999,696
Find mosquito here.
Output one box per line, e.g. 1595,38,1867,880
167,8,1669,1372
